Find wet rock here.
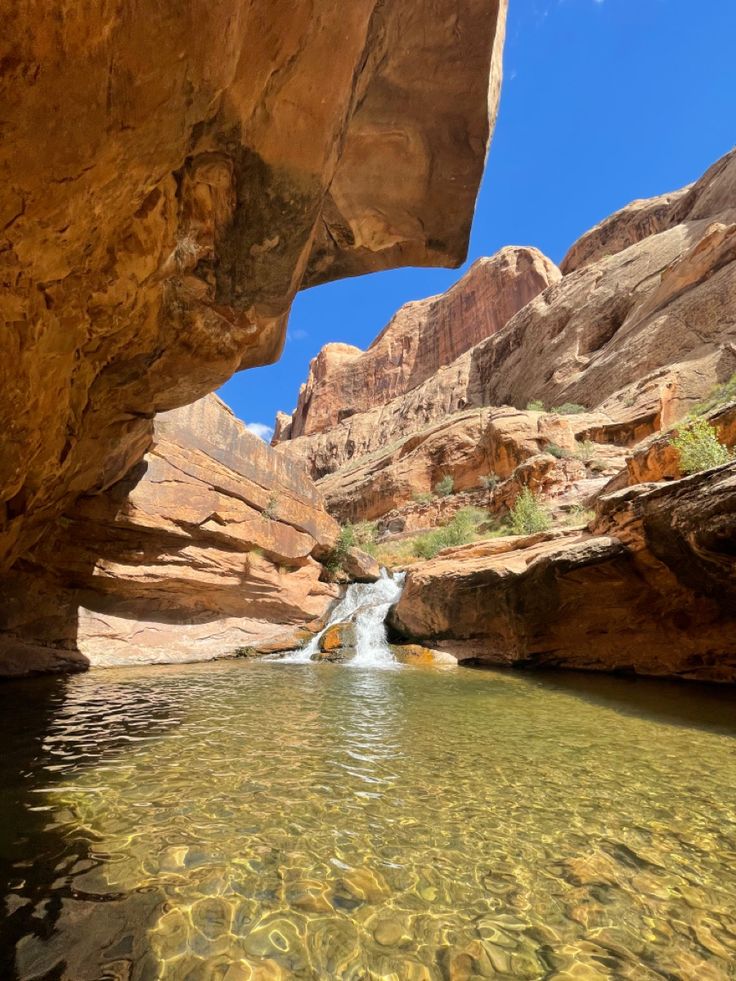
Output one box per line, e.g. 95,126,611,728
315,621,357,663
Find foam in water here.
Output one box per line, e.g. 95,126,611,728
278,568,405,666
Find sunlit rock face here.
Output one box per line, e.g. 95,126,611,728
281,248,560,440
0,396,341,675
389,463,736,683
276,148,736,524
0,0,507,572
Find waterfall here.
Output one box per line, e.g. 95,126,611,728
277,569,405,666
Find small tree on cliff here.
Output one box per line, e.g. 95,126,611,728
434,475,454,497
509,487,551,536
671,418,732,475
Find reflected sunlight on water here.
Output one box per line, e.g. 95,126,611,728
1,661,735,979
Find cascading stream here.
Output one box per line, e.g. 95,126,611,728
278,569,405,666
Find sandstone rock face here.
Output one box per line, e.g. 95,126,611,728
602,402,736,491
341,548,381,583
471,151,736,414
276,150,736,527
279,247,561,439
0,0,507,573
389,463,736,682
0,396,341,675
317,405,614,524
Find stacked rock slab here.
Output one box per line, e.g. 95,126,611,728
0,0,507,574
389,462,736,683
0,396,341,676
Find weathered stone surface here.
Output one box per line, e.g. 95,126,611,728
602,402,736,492
0,396,341,674
317,406,615,523
341,548,381,584
0,0,507,573
279,247,560,440
470,153,736,415
560,187,692,275
388,464,736,682
277,151,736,503
561,148,736,273
390,643,457,666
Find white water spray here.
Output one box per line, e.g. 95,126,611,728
278,569,405,666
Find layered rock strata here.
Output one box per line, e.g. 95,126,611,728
283,247,560,439
0,396,340,675
0,0,507,572
389,463,736,682
317,405,618,524
276,149,736,523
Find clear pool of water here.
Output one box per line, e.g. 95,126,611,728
1,661,735,980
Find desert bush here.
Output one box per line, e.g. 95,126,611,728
550,402,587,415
544,442,569,459
690,372,736,417
574,439,597,462
262,495,279,520
671,418,732,474
434,475,455,497
324,524,356,574
526,399,545,412
413,510,475,560
352,521,378,556
479,474,499,491
509,487,551,536
413,491,433,504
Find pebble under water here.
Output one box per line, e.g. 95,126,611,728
1,661,735,980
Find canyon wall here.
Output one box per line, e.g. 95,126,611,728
0,396,341,676
0,0,507,574
283,248,559,439
275,148,736,523
389,462,736,683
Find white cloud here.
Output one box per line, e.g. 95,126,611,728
287,327,308,342
245,422,274,442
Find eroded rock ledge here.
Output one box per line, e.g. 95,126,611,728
388,463,736,683
0,0,507,573
0,396,341,676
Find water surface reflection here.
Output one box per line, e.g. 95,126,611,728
1,662,735,979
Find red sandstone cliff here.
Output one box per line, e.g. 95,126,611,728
0,396,341,675
282,248,560,439
0,0,507,574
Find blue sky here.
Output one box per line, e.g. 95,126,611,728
220,0,736,440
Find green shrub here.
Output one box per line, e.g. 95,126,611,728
479,474,499,491
691,372,736,417
544,443,570,459
262,495,278,520
324,524,356,573
550,403,587,415
352,520,378,556
509,487,551,536
671,418,732,475
413,491,433,504
413,510,475,559
434,475,455,497
574,439,597,463
526,399,545,412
